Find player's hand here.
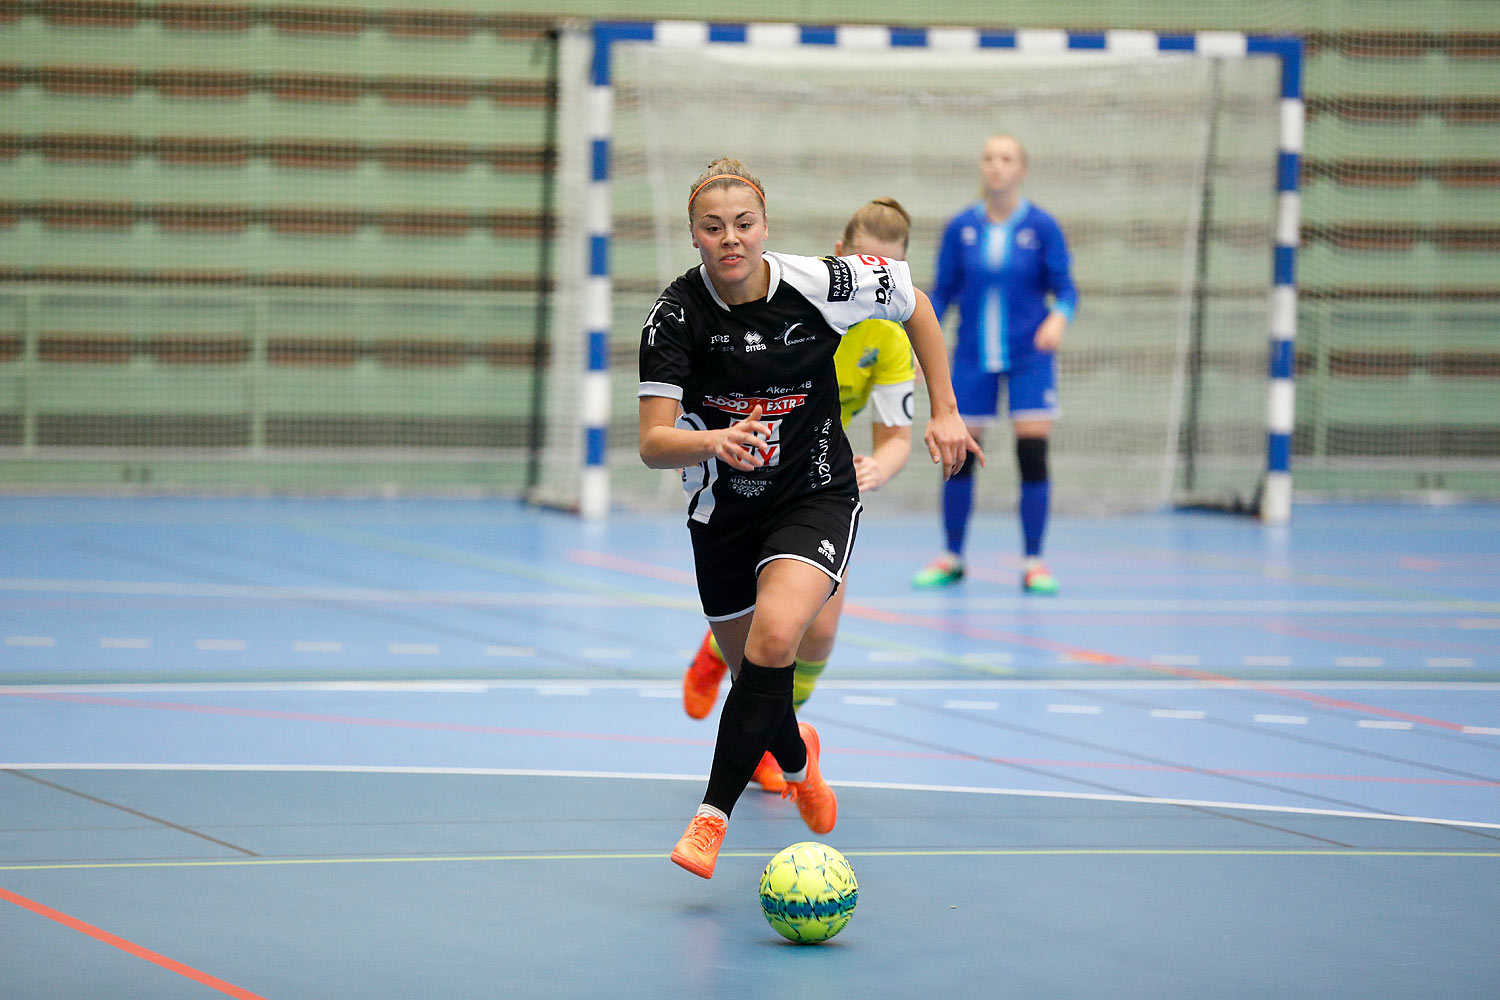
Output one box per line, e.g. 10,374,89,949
1034,312,1066,353
714,404,773,471
924,411,984,480
853,454,887,492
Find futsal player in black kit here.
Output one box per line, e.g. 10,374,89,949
639,158,983,879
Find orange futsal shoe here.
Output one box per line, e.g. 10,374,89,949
752,750,787,793
670,812,728,879
782,722,837,835
683,630,728,720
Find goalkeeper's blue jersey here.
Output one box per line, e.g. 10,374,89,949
929,199,1078,374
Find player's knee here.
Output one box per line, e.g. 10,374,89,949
1016,437,1048,484
747,621,802,666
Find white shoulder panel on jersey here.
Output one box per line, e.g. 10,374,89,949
769,251,916,332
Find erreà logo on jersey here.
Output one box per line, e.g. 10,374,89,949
743,331,766,352
820,256,854,302
703,394,807,417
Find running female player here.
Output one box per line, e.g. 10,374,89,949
911,133,1078,594
680,198,918,794
639,160,981,878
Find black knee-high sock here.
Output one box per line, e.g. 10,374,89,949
703,658,795,815
766,703,808,777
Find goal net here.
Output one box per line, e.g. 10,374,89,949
545,27,1284,515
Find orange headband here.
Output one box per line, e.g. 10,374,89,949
688,174,765,210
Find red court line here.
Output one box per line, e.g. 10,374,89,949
568,547,696,584
1264,621,1500,655
828,747,1500,786
567,550,1482,733
4,693,1492,787
845,603,1476,732
0,885,267,999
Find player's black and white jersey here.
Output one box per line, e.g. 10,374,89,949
639,251,916,525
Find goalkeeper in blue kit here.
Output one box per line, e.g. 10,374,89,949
912,133,1078,594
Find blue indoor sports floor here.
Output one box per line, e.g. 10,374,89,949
1,497,1497,998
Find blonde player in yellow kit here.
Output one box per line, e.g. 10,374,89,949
681,198,916,791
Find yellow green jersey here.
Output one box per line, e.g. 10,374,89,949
836,317,916,430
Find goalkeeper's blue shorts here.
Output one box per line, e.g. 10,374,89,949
952,348,1058,424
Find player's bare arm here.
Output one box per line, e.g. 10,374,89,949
639,397,773,472
854,421,912,493
902,290,985,478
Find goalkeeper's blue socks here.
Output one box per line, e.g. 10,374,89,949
1020,479,1049,558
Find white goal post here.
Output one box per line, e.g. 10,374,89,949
542,22,1302,523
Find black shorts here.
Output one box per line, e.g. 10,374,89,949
688,492,863,621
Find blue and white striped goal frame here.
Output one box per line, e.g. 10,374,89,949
582,22,1303,523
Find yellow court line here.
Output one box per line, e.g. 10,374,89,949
5,847,1500,873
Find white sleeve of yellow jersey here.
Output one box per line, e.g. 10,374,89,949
868,379,914,428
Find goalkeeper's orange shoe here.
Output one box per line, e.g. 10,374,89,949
670,812,727,879
782,723,837,835
751,751,787,793
683,629,728,720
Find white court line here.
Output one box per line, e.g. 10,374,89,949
100,637,151,649
1243,655,1292,667
1336,656,1385,667
944,699,998,711
1255,714,1309,725
5,762,1498,832
1150,654,1201,666
1427,657,1475,668
1151,709,1206,720
195,638,246,651
5,635,55,647
536,685,591,696
1358,720,1414,731
292,641,343,653
1048,704,1103,715
882,596,1500,615
0,577,656,607
296,682,490,693
0,680,499,694
811,679,1500,692
5,679,1500,694
1463,726,1500,735
5,579,1496,615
